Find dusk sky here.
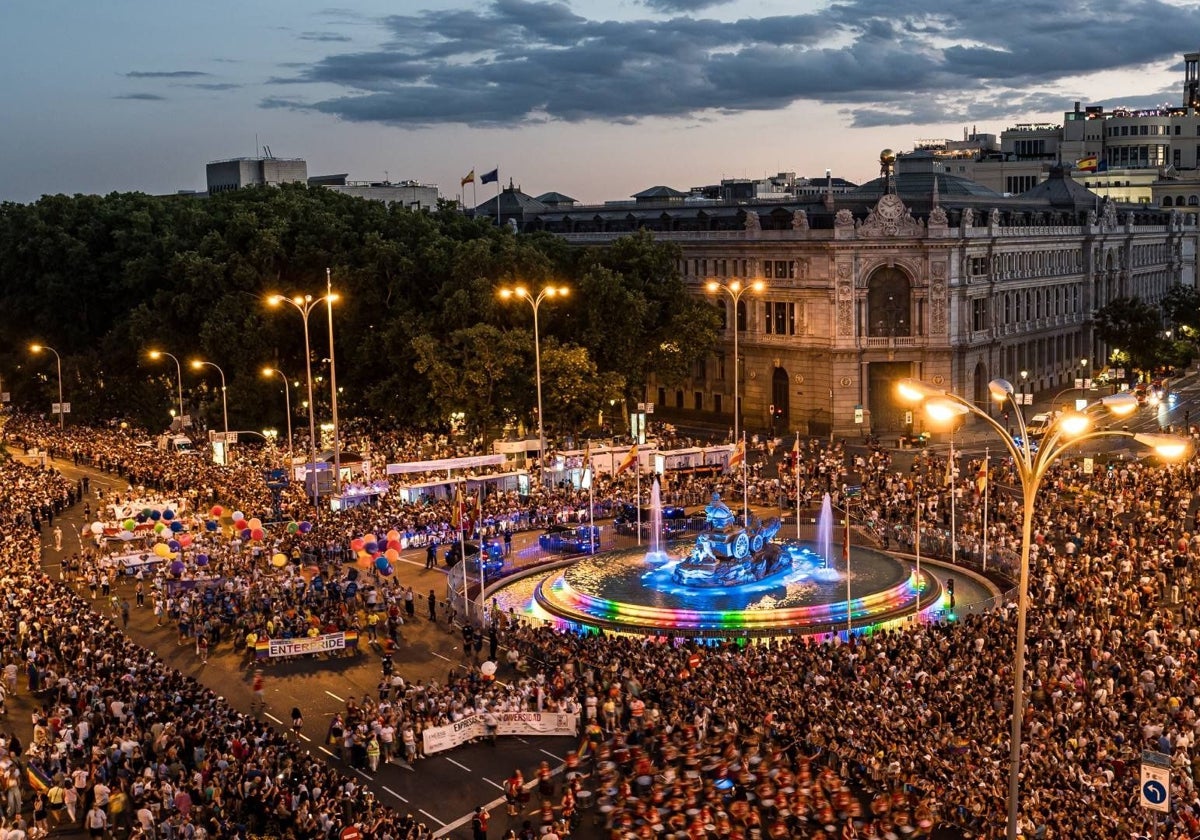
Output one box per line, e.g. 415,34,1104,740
2,0,1197,205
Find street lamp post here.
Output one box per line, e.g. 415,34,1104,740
268,293,335,510
498,284,570,483
190,360,228,437
148,350,185,422
325,269,342,498
29,344,63,429
262,368,293,461
897,377,1190,840
706,280,765,442
1079,358,1088,404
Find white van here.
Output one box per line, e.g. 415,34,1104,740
1025,412,1056,438
156,434,196,454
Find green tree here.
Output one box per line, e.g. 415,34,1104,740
538,340,625,438
1093,296,1165,375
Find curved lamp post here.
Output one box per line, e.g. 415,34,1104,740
897,377,1191,840
498,284,569,482
706,280,764,442
148,350,185,422
29,344,64,429
190,359,228,438
268,292,335,509
262,367,293,461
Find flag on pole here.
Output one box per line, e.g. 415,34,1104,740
728,438,746,470
26,764,51,794
461,170,475,187
473,492,483,533
451,484,465,531
976,455,988,494
582,442,592,473
616,444,638,476
480,168,499,184
944,442,955,487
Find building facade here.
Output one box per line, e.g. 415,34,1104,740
532,166,1199,437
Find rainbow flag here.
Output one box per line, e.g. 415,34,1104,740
26,763,52,794
255,638,272,659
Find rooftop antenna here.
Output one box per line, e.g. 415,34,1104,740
255,133,259,158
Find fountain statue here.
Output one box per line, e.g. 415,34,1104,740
673,492,788,586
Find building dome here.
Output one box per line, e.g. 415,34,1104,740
850,171,1003,199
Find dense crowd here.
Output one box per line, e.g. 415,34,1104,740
6,413,1200,839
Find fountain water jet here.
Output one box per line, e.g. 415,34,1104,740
811,493,842,583
644,477,670,562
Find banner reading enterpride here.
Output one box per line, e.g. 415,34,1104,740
422,711,578,755
256,630,359,659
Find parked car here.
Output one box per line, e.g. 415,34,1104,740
444,539,505,577
538,524,603,554
613,503,691,537
1025,412,1057,438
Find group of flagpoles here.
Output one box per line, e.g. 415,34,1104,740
845,493,853,636
914,487,922,615
949,436,957,567
741,432,749,527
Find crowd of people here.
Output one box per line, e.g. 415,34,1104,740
5,411,1200,839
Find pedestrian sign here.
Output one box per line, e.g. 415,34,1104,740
1140,751,1170,812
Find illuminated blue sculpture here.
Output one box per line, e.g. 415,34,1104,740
672,493,790,587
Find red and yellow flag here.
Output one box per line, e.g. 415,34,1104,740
728,439,746,470
616,444,639,476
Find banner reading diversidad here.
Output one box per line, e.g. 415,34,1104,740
422,711,578,755
256,630,359,659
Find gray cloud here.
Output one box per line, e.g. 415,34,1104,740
299,31,352,42
114,93,167,101
125,70,211,79
185,82,244,91
641,0,732,11
262,0,1200,128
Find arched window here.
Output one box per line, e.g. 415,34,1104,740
1190,196,1200,207
866,267,912,337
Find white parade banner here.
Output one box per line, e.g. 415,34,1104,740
422,711,577,755
258,630,359,660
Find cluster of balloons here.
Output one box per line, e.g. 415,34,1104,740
348,530,402,576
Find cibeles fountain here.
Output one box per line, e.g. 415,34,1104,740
493,482,941,639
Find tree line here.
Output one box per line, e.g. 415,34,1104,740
0,185,718,443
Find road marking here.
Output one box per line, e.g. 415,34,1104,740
431,651,455,664
540,749,564,761
516,737,529,744
318,747,336,758
299,733,311,742
354,769,372,780
446,758,472,773
482,777,504,791
419,809,447,828
381,785,408,804
264,713,284,725
325,690,345,702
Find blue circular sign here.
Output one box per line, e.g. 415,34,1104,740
1143,779,1167,805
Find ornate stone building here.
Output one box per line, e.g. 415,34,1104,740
530,162,1199,437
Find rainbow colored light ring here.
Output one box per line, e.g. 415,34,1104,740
533,566,941,637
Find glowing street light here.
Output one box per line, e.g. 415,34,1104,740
148,349,185,421
29,343,63,428
262,367,293,461
898,376,1190,840
498,284,570,481
190,359,228,438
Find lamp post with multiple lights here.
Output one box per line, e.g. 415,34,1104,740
897,377,1190,840
497,284,569,481
268,292,333,508
705,280,764,442
28,344,63,428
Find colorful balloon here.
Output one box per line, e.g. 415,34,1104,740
169,521,183,533
90,522,104,535
350,538,365,552
195,553,209,566
298,521,312,534
248,518,262,531
232,511,245,522
271,553,288,568
364,541,379,555
153,543,172,558
205,520,218,532
167,540,181,552
286,522,299,534
210,505,224,518
179,534,193,548
385,548,400,563
149,510,161,521
154,523,166,534
251,528,265,542
386,529,400,543
162,509,175,521
122,519,136,531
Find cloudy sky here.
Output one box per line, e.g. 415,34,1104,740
1,0,1197,204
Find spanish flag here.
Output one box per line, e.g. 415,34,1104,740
582,442,592,473
461,169,475,187
616,444,638,476
728,438,746,471
976,455,988,494
1075,155,1098,173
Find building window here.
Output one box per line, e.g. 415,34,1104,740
970,256,988,276
713,394,722,415
717,353,726,381
675,389,684,408
764,301,796,335
694,392,703,411
972,298,988,332
657,387,666,406
736,300,747,332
